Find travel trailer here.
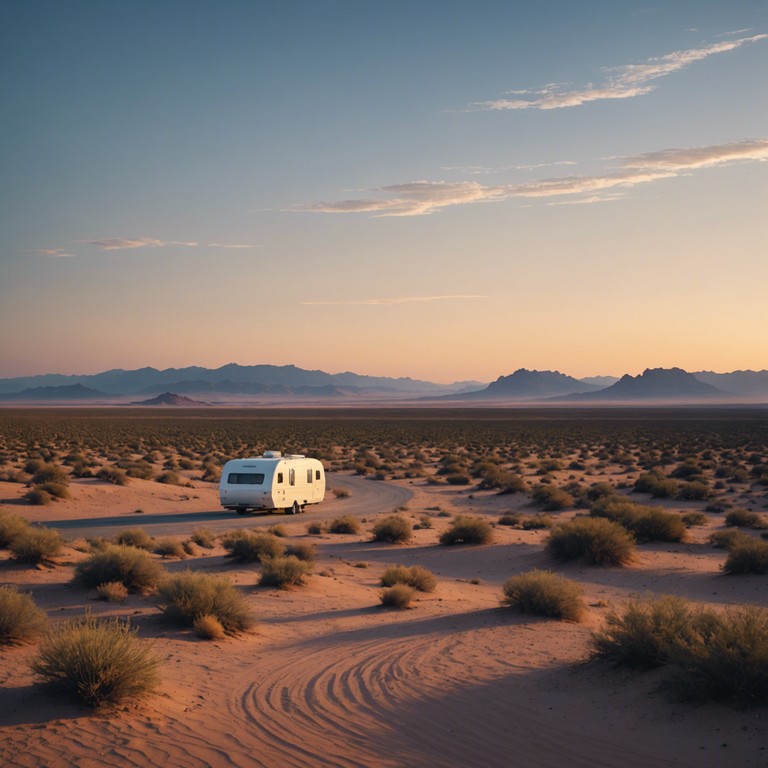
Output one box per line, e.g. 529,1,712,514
219,451,326,514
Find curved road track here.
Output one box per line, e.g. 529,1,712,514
42,474,413,540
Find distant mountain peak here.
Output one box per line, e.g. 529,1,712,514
131,392,210,406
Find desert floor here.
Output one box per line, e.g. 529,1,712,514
1,469,767,768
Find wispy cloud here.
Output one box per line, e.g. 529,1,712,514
207,243,259,249
293,139,768,217
472,34,767,111
78,237,199,250
24,248,76,258
302,294,488,306
441,160,576,175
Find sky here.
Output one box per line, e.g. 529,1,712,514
1,0,767,383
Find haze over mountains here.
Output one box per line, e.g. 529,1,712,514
0,363,766,404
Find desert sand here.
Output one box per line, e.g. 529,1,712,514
1,464,767,768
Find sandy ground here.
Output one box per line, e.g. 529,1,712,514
1,473,767,768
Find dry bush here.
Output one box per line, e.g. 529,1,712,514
590,498,685,543
284,541,316,562
193,614,225,640
0,512,31,547
439,515,493,546
31,464,68,486
546,517,635,566
723,538,768,575
153,538,187,559
380,564,437,592
681,511,708,527
222,531,285,562
531,484,574,511
306,522,323,535
520,514,554,530
259,556,312,588
0,585,48,644
190,527,217,549
31,615,160,707
725,509,766,529
95,581,129,602
266,524,287,538
501,569,584,621
708,529,750,549
113,528,154,550
10,527,64,563
23,488,53,505
676,481,712,501
330,487,350,499
155,471,182,485
73,545,166,593
372,515,413,544
497,513,522,526
158,571,255,633
97,466,129,486
633,472,677,498
379,584,415,609
33,482,70,500
328,515,361,534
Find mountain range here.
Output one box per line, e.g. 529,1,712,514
0,364,766,403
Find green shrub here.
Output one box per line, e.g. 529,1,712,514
379,584,415,609
259,556,312,588
531,484,574,511
372,515,412,544
590,595,696,669
113,528,154,550
725,509,766,529
222,531,285,562
153,538,187,559
284,541,316,562
10,527,64,563
95,581,129,602
328,516,361,534
190,527,216,549
0,513,31,547
723,538,768,575
501,569,584,621
380,564,437,592
546,517,635,566
0,585,48,644
73,545,166,593
439,515,493,546
31,615,161,707
158,571,254,632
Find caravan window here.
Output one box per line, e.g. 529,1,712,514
277,472,283,484
289,468,295,486
307,469,313,483
315,470,321,480
227,472,265,485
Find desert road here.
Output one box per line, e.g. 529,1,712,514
40,473,414,540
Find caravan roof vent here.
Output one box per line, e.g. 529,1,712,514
262,450,282,458
285,454,306,459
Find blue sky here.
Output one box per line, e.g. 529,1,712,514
1,1,766,381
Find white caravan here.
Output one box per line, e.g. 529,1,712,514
219,451,326,514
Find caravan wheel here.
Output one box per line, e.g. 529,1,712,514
290,500,300,515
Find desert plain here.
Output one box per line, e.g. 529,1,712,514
1,407,767,768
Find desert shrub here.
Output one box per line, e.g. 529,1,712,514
663,606,768,706
35,481,71,499
158,571,254,632
723,538,768,575
634,472,678,498
31,464,68,486
591,595,696,669
546,517,635,566
121,461,154,480
10,527,64,563
95,581,129,602
73,545,166,593
445,473,472,485
708,530,750,550
531,484,574,511
379,584,415,609
0,585,48,644
380,564,437,592
520,514,554,530
590,498,685,543
372,515,412,544
155,471,182,485
266,524,287,538
97,466,129,486
439,516,493,546
306,522,323,535
681,512,708,527
24,488,53,505
31,615,160,707
331,486,351,499
153,538,187,559
284,541,316,562
498,512,522,526
259,555,312,588
190,527,216,549
113,528,154,550
328,515,361,534
501,569,584,621
676,481,712,501
0,513,31,547
193,614,225,640
725,509,766,529
222,531,284,562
